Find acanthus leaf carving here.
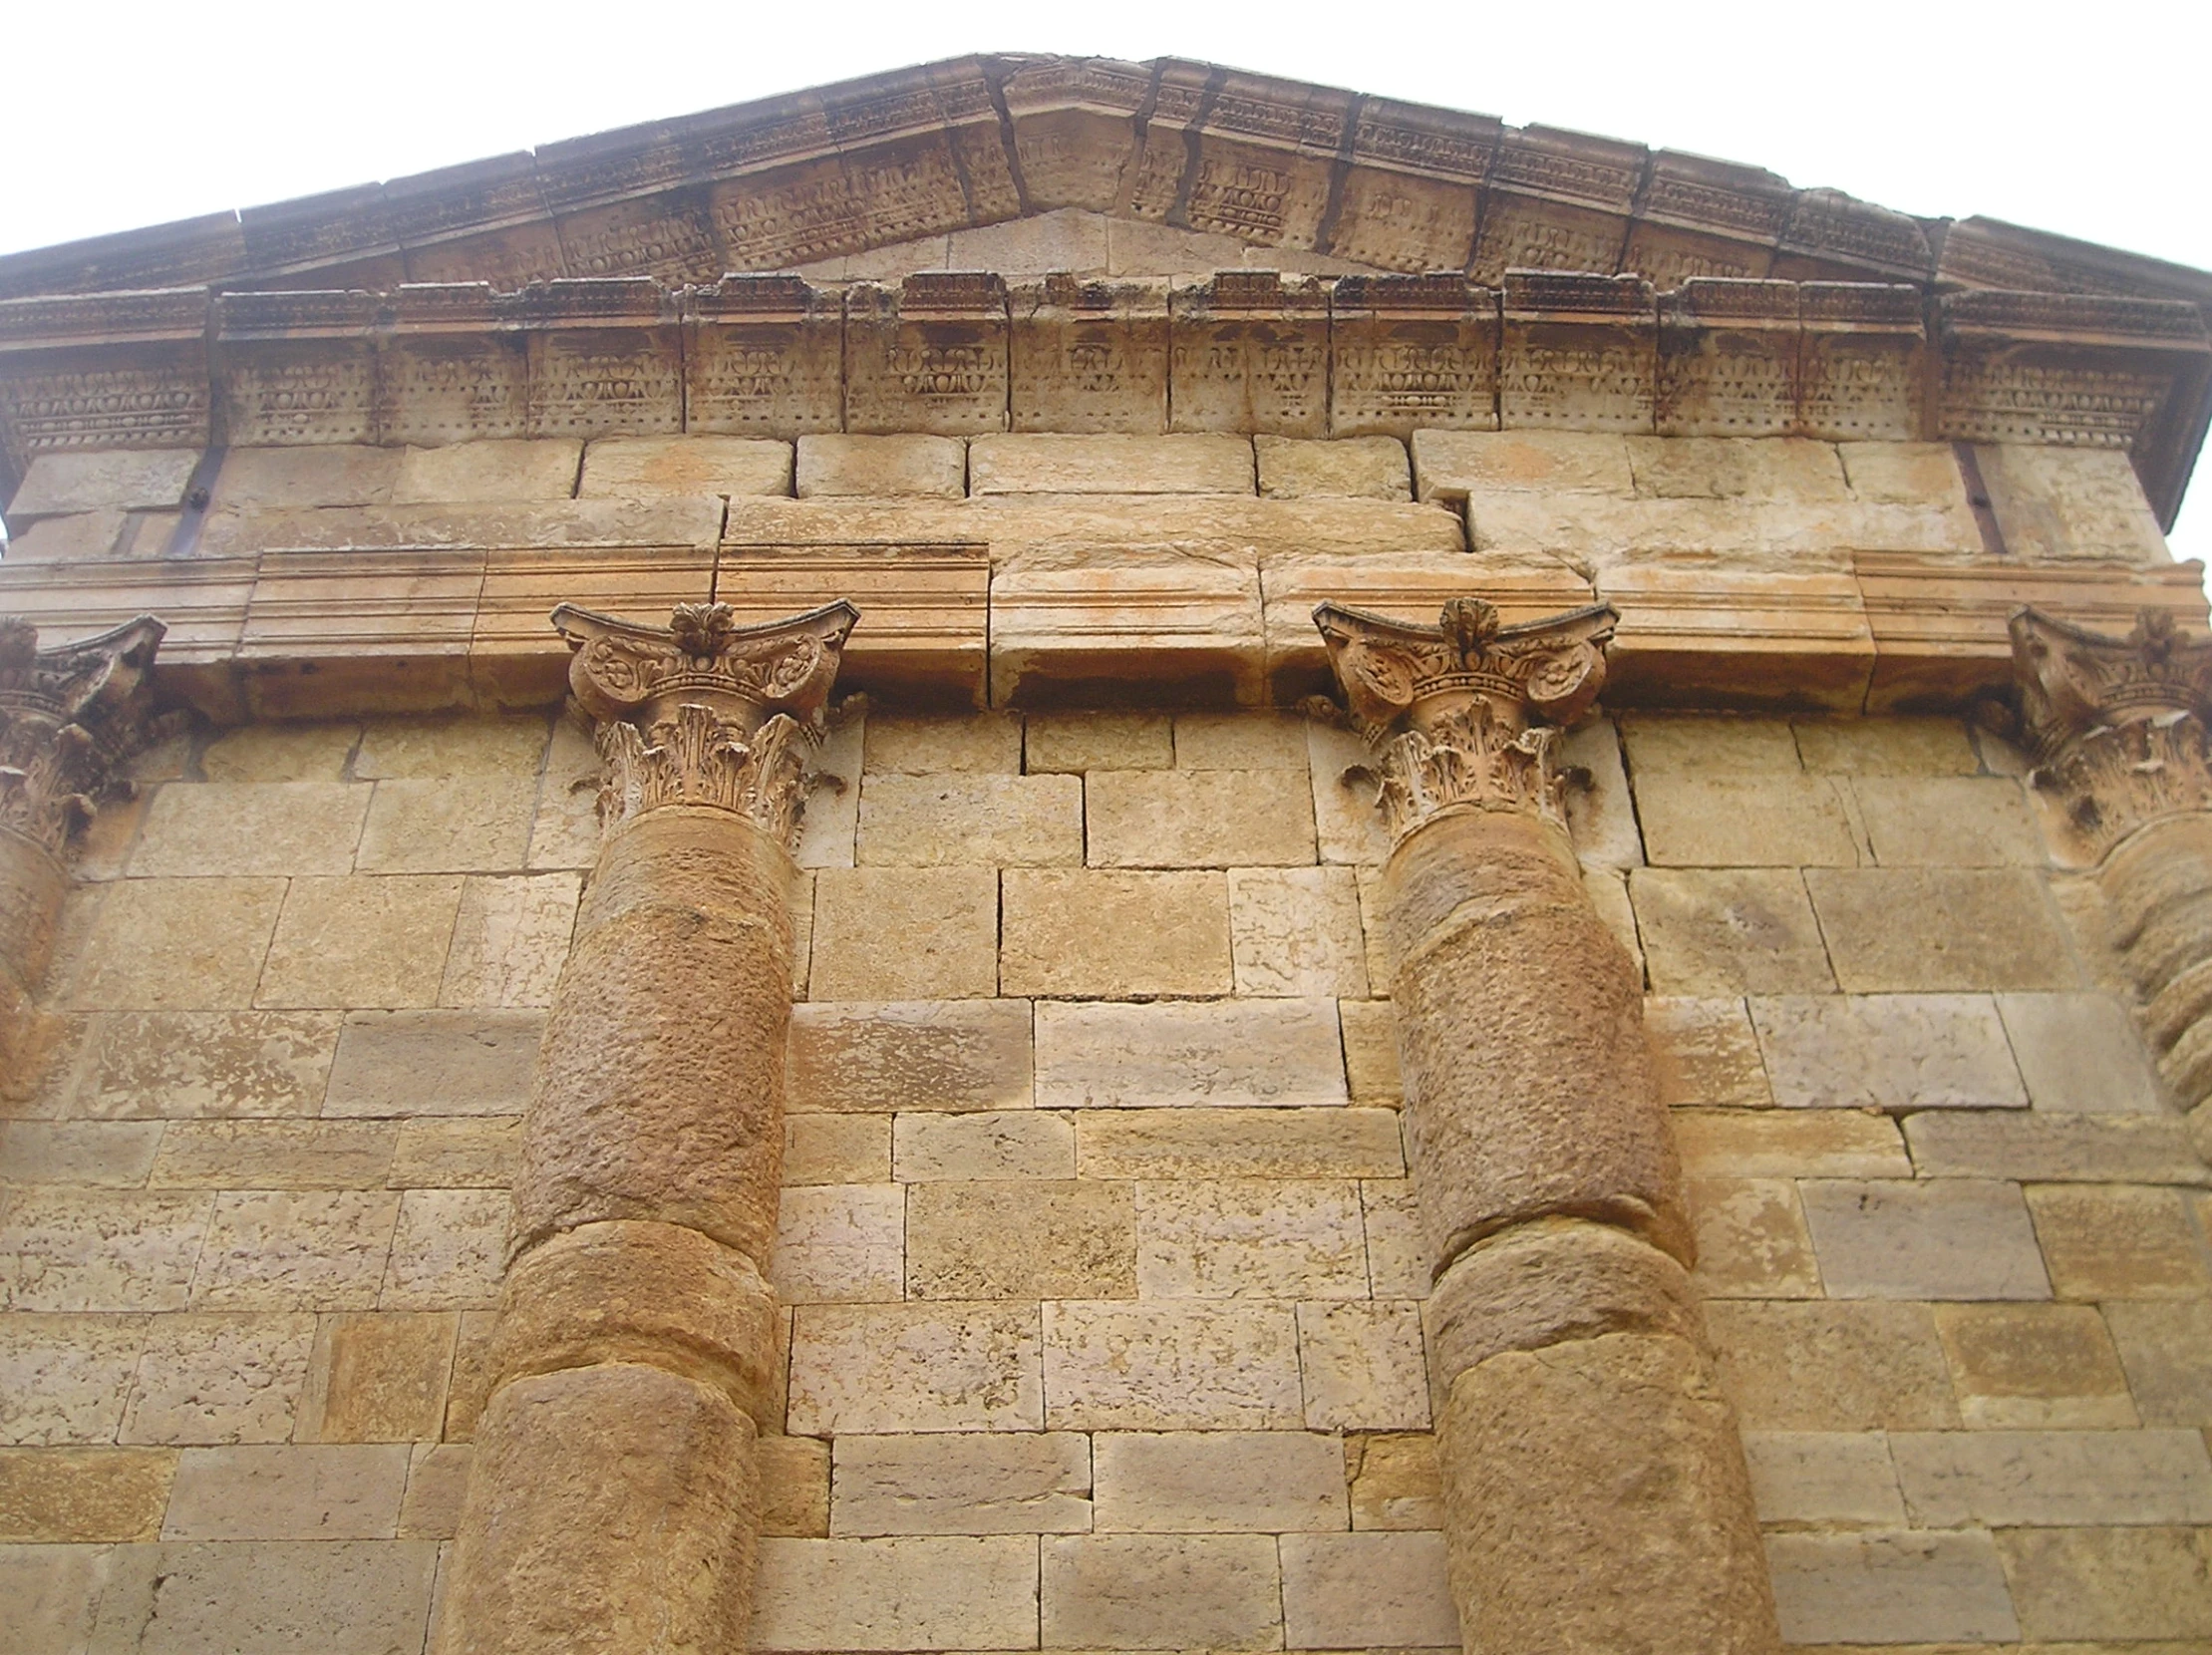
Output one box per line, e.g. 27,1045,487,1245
0,613,169,859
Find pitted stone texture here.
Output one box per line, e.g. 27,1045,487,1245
788,1304,1043,1435
514,812,791,1260
1704,1301,1960,1431
0,1315,147,1445
1646,998,1771,1108
787,1115,894,1184
1042,1532,1283,1652
893,1111,1072,1179
436,1363,759,1655
0,1447,175,1541
579,436,791,497
857,773,1082,866
8,448,200,514
810,868,999,1000
356,777,536,874
1935,1302,2139,1430
1427,1220,1705,1382
1297,1300,1430,1431
796,435,966,498
1632,867,1836,995
0,1189,213,1313
1036,999,1344,1108
66,877,288,1011
1227,866,1370,996
1044,1301,1303,1431
907,1179,1133,1300
752,1534,1040,1651
1799,1178,2051,1301
1002,869,1232,998
200,723,362,784
1086,769,1318,867
121,1537,442,1655
831,1432,1091,1535
1674,1109,1910,1179
324,1010,542,1117
1750,994,2027,1112
2026,1183,2210,1299
120,1314,317,1445
131,782,369,877
1093,1431,1345,1532
1440,1331,1778,1655
1348,1431,1444,1530
789,1001,1031,1114
298,1313,456,1443
1806,867,2077,992
1256,435,1412,499
1282,1530,1459,1649
255,875,465,1010
1978,441,2170,563
1135,1178,1367,1300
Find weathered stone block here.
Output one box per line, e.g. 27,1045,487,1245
753,1534,1040,1651
1135,1178,1367,1300
2107,1300,2212,1425
1646,997,1769,1108
1800,1177,2050,1300
788,1000,1032,1114
1792,714,1980,776
1041,1532,1282,1652
1075,1107,1401,1179
1347,1431,1443,1530
1687,1176,1822,1298
1672,1108,1911,1178
1338,999,1402,1107
1412,430,1634,500
1998,992,2164,1114
787,1304,1043,1435
969,433,1253,494
832,1432,1091,1536
389,1117,521,1187
907,1180,1133,1299
757,1434,827,1539
188,1189,400,1311
1631,868,1836,994
1297,1300,1430,1432
1035,999,1345,1108
864,714,1023,775
0,1189,211,1312
1043,1300,1303,1430
1751,993,2027,1111
121,1313,316,1445
1634,774,1860,867
1740,1431,1905,1526
354,716,550,781
578,435,791,497
65,878,288,1012
857,773,1082,866
160,1443,408,1539
439,875,579,1008
1805,867,2075,992
1257,436,1412,499
1704,1301,1960,1430
1998,1524,2212,1641
298,1312,456,1443
1307,721,1391,867
1023,711,1172,774
1907,1110,2207,1184
809,869,999,1000
785,1115,893,1185
131,782,369,878
255,876,465,1010
355,778,536,874
126,1537,441,1655
795,435,966,498
772,1185,905,1304
892,1111,1073,1180
1226,866,1370,997
1092,1430,1345,1532
1766,1530,2020,1645
324,1009,543,1117
1850,776,2043,867
392,440,581,504
1620,713,1802,777
1173,711,1311,770
1360,1181,1427,1299
1935,1302,2139,1429
0,1448,174,1541
0,509,129,561
0,1122,162,1185
209,445,402,510
1087,768,1317,867
0,1315,146,1446
8,448,200,515
398,1440,472,1538
1281,1530,1458,1650
1892,1427,2212,1527
1837,442,1969,509
65,1010,343,1121
381,1186,505,1309
147,1120,396,1188
2028,1184,2210,1299
1978,442,2170,564
1001,869,1232,998
199,723,362,784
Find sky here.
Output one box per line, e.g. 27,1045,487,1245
5,0,2208,559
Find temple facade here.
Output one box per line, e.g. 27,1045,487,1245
4,54,2212,1655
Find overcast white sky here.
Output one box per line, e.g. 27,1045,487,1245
6,0,2208,559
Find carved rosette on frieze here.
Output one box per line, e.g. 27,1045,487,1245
2010,605,2212,867
551,599,859,846
1313,596,1617,842
0,613,167,860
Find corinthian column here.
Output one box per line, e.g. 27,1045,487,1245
1313,597,1778,1655
438,598,856,1655
2011,606,2212,1151
0,614,166,1096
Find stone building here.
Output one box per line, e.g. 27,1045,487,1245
5,52,2212,1655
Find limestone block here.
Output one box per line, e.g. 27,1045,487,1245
1646,997,1770,1108
788,1001,1032,1114
1256,436,1411,500
864,714,1023,774
986,550,1268,707
381,1187,505,1309
1361,1181,1428,1299
1703,1301,1960,1430
753,1534,1041,1652
786,1115,893,1185
1002,869,1232,998
893,1111,1074,1180
65,877,288,1012
1035,999,1345,1108
1044,1300,1303,1431
1557,717,1642,868
1088,769,1317,868
398,1441,472,1538
0,1123,161,1185
2107,1300,2212,1426
0,1189,212,1313
1672,1109,1910,1178
0,1543,120,1652
1839,441,1970,509
1850,776,2043,867
1630,868,1836,995
1892,1427,2212,1528
832,1432,1091,1535
1687,1177,1822,1298
810,869,1000,1000
323,1010,543,1117
1094,1430,1344,1532
120,1313,317,1444
439,875,579,1008
856,773,1082,866
1792,714,1980,776
1765,1530,2020,1644
1800,1178,2050,1300
8,448,200,515
390,1117,522,1187
355,778,536,874
1468,490,1976,571
1339,1001,1403,1107
0,1449,174,1541
1935,1302,2139,1429
0,1315,146,1445
392,440,581,504
756,1434,827,1538
159,1444,408,1540
1634,773,1860,867
298,1313,456,1443
131,782,370,877
526,723,604,872
1750,994,2027,1112
1998,1525,2212,1641
907,1180,1133,1299
1978,442,2169,563
1346,1432,1442,1531
1740,1432,1906,1527
188,1189,400,1311
1023,711,1171,773
1626,436,1849,501
199,722,362,784
1620,712,1801,776
1805,867,2076,992
255,876,465,1010
794,718,862,871
1173,711,1311,770
1281,1530,1458,1649
111,1537,442,1655
796,435,966,498
787,1304,1043,1435
1227,866,1370,997
1041,1532,1282,1652
1998,993,2163,1114
1075,1107,1402,1179
578,435,791,497
1411,429,1634,501
353,715,550,781
1439,1331,1777,1655
1903,1112,2208,1183
208,445,402,510
2026,1184,2209,1299
772,1185,905,1304
444,1309,499,1442
1297,1301,1430,1431
969,434,1254,494
0,509,130,561
1135,1178,1367,1300
439,1365,759,1655
1307,721,1391,866
147,1121,397,1188
1582,867,1646,983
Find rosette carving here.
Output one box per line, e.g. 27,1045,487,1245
0,614,168,858
552,599,859,843
1314,596,1616,841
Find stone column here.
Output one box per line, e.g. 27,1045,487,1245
0,613,166,1097
1313,597,1778,1655
437,598,856,1655
2010,606,2212,1152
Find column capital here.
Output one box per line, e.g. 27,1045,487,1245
1314,596,1615,841
2010,604,2212,862
552,599,859,844
0,613,167,858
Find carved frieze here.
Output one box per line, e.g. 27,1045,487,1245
0,613,167,858
1314,596,1615,841
552,599,857,844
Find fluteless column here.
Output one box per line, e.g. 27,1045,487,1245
438,599,856,1655
0,614,166,1098
1314,597,1778,1655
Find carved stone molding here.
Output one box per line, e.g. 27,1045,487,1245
2011,605,2212,865
0,612,167,858
551,598,857,843
1313,595,1615,841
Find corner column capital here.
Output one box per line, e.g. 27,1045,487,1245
0,613,168,858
